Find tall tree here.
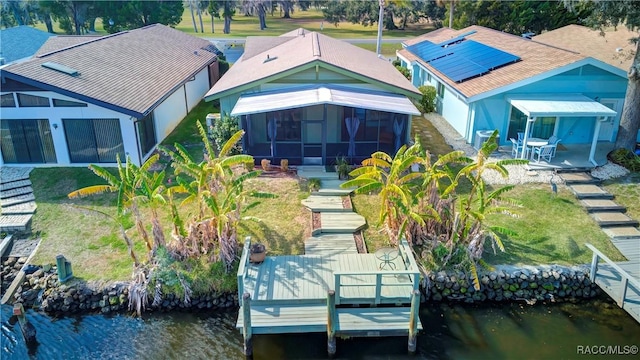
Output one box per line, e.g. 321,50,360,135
94,0,183,34
564,0,639,151
207,0,220,33
279,0,293,18
212,0,235,34
188,0,198,32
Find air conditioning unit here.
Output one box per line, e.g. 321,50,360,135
474,130,499,150
206,113,220,137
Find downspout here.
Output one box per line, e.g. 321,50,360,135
465,102,476,143
589,116,607,166
521,116,536,159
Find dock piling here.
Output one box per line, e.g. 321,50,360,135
327,290,337,357
242,292,252,357
408,290,420,354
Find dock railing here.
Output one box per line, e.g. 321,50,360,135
237,237,252,301
586,243,640,307
334,239,421,305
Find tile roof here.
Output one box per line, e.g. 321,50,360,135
1,26,55,64
398,25,586,99
1,24,216,118
205,28,420,100
35,35,103,56
533,24,638,71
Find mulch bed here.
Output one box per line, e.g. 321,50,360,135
256,168,298,179
353,231,367,254
312,212,321,231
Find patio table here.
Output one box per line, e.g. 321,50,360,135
526,138,548,159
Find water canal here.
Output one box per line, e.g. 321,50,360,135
2,297,639,359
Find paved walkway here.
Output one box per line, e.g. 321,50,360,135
0,167,36,233
298,166,364,256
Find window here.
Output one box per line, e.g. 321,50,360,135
507,106,556,140
1,119,56,163
266,108,302,141
136,113,156,157
437,82,445,98
1,93,16,107
427,73,432,82
17,93,50,107
63,119,124,163
53,98,88,107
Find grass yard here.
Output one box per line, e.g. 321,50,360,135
33,8,433,40
602,172,640,223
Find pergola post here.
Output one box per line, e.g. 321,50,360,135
521,117,536,159
589,116,607,166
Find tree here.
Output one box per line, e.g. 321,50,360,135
564,0,639,151
212,0,236,34
279,0,294,18
207,0,220,33
188,0,198,32
44,0,91,35
94,0,183,34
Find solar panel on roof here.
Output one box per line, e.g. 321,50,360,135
406,40,453,62
430,55,488,83
437,30,477,47
453,40,520,70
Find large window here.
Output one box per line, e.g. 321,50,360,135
1,119,56,163
17,93,50,107
136,113,156,157
1,94,16,107
508,107,556,140
63,119,124,163
53,98,87,107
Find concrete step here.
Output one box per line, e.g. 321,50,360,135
558,172,600,185
319,212,366,233
0,214,32,233
0,193,36,208
602,226,640,240
590,212,639,227
1,201,37,215
305,234,357,255
297,167,339,180
568,184,613,200
301,195,349,212
580,199,626,213
0,179,32,192
0,168,32,184
316,180,354,196
0,186,33,199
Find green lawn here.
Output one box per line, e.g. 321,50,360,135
602,172,640,223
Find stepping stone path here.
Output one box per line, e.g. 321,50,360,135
559,170,640,252
298,166,364,256
0,167,36,233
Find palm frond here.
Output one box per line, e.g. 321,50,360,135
68,185,117,198
219,129,245,157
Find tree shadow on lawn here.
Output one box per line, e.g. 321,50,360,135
484,235,587,266
239,221,305,256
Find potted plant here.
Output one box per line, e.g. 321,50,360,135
250,243,266,263
335,156,351,180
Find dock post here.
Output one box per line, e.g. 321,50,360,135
327,290,336,357
242,292,252,358
13,303,36,344
408,289,420,354
56,255,73,283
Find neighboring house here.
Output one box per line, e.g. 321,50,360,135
0,26,55,65
397,25,629,165
204,28,421,166
1,24,219,167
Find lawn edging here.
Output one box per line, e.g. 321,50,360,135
423,264,600,304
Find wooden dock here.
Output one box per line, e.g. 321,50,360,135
586,243,640,323
236,237,423,356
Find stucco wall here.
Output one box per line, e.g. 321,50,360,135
184,68,211,111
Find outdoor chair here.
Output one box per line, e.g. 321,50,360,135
517,132,525,144
510,138,526,158
533,144,555,163
548,136,561,157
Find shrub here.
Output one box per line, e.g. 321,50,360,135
416,85,437,114
211,112,241,155
608,148,640,172
280,159,289,172
261,159,271,171
308,178,322,192
219,59,230,76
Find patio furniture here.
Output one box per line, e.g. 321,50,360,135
533,144,555,163
375,247,399,270
517,132,525,144
525,137,548,159
510,138,526,158
547,136,561,157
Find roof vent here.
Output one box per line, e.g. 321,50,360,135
41,62,79,76
521,32,535,39
263,54,277,63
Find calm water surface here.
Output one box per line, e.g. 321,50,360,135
2,297,639,359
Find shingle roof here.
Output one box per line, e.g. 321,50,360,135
1,26,55,64
1,24,216,118
35,35,103,56
205,28,419,100
533,24,637,71
398,25,586,99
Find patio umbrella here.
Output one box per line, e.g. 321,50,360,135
345,117,360,157
268,117,277,158
393,117,405,153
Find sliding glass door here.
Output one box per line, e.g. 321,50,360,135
63,119,124,163
1,119,56,163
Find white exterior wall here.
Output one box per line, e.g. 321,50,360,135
153,87,188,144
184,67,211,111
0,91,135,167
441,90,469,137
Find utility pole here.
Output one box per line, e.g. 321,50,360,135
376,0,385,56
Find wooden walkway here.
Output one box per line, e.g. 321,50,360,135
586,243,640,323
237,237,423,356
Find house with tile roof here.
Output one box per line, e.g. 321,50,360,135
0,24,219,167
0,26,55,65
398,25,630,166
204,28,421,165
